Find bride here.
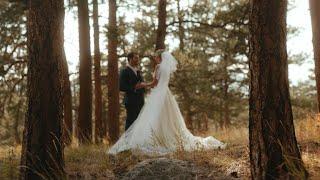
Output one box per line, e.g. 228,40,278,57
108,50,226,155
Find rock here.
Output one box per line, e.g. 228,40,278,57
120,157,239,180
121,158,196,180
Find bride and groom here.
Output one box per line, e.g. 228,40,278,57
108,50,226,155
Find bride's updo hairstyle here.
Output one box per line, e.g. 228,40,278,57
152,49,165,68
155,49,166,59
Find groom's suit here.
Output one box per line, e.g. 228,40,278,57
119,66,145,130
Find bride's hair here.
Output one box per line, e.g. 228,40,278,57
154,49,165,58
151,49,165,70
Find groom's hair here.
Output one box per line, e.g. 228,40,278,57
127,52,137,62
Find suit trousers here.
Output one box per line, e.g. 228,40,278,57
125,103,143,130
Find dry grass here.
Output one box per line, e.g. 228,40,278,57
64,144,114,179
0,145,20,179
295,114,320,179
295,114,320,142
301,144,320,179
0,115,319,179
169,144,250,178
206,126,249,145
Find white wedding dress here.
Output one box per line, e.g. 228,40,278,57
108,52,226,155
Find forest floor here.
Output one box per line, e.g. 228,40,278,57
0,116,319,179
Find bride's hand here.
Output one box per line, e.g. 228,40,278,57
144,83,153,89
148,79,158,88
135,82,147,89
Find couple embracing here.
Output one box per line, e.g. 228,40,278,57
108,50,225,155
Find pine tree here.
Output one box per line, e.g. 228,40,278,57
249,0,308,178
62,50,73,145
107,0,120,144
77,0,92,144
93,0,104,143
20,0,65,178
155,0,167,50
309,0,320,112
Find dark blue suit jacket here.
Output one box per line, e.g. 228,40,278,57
119,66,145,107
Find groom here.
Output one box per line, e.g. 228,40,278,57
119,52,147,130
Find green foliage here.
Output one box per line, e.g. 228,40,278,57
0,1,27,145
167,0,249,129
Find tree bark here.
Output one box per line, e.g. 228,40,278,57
180,85,193,132
309,0,320,112
203,113,208,131
77,0,92,144
176,0,185,51
155,0,167,50
13,115,21,144
72,80,78,138
62,50,73,145
186,111,193,132
107,0,120,144
14,85,23,145
20,0,65,178
197,117,201,131
14,98,22,145
223,55,230,129
249,0,308,179
92,0,103,143
219,81,224,130
223,83,230,129
102,94,108,138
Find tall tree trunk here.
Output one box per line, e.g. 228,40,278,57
14,99,22,145
197,117,201,131
223,84,230,128
14,85,24,145
77,0,92,144
180,86,193,132
107,0,120,144
203,113,208,131
219,81,224,130
93,0,103,143
13,115,21,144
20,0,65,178
309,0,320,112
155,0,167,50
0,103,3,124
72,81,78,138
223,56,230,128
102,95,108,138
62,51,73,145
249,0,308,179
186,110,193,132
176,0,185,51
